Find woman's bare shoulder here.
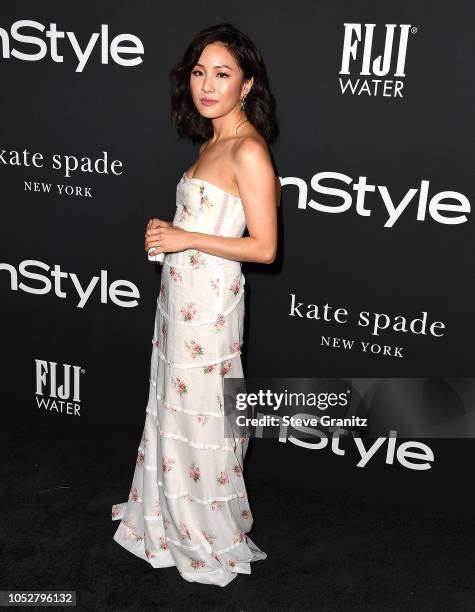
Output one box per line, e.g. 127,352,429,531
232,133,269,167
232,135,281,207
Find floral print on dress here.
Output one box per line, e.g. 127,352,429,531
162,456,176,472
202,530,217,545
233,530,245,544
179,522,191,541
184,339,204,359
169,266,183,282
190,558,206,570
122,520,144,542
189,462,201,482
242,510,251,520
229,276,241,295
171,377,188,395
198,186,214,213
179,203,192,222
232,464,242,477
189,251,207,268
219,361,232,376
230,341,241,353
159,537,168,550
136,450,145,465
111,505,121,519
214,313,225,331
181,302,198,322
217,471,229,486
210,500,223,512
197,414,208,426
203,364,216,374
129,487,141,502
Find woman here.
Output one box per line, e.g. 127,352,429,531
112,22,280,587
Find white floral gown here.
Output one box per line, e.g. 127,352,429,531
111,171,267,587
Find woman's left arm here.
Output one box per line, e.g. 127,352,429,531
147,139,278,264
191,138,278,264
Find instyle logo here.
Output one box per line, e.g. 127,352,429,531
281,172,470,228
270,420,435,470
1,259,141,308
0,20,144,72
339,23,416,97
35,359,84,416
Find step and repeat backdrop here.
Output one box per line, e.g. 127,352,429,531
1,3,474,502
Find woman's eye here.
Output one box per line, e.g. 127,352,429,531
191,70,229,78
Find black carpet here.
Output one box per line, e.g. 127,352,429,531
2,422,475,611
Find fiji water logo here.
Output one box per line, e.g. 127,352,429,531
35,359,84,416
339,23,417,97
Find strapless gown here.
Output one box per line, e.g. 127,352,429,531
111,171,267,587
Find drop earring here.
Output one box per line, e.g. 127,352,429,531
240,95,247,110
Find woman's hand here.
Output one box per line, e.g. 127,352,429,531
145,219,194,255
144,218,170,253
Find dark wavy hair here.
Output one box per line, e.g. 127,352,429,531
170,23,279,145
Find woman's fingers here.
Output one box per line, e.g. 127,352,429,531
150,218,169,228
144,227,165,251
144,219,170,251
146,227,163,239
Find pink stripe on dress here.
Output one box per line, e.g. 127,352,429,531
213,192,229,235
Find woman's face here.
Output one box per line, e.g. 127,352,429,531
189,42,252,118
